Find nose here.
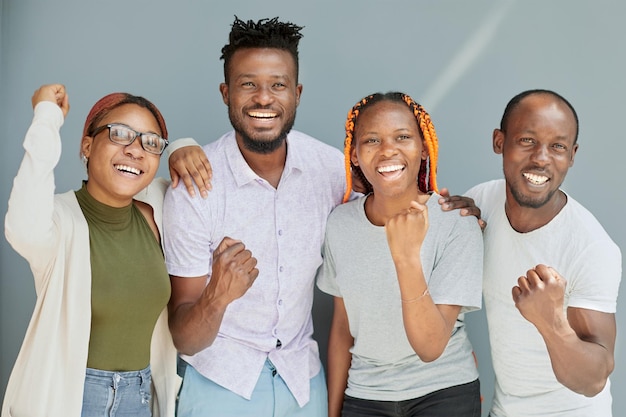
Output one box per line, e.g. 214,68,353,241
124,136,145,158
379,138,398,156
530,144,549,165
252,85,274,106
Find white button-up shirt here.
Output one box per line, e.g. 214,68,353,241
163,130,345,406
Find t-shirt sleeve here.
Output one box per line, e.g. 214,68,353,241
316,230,342,297
428,214,484,313
567,240,622,313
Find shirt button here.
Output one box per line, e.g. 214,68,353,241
279,266,284,272
278,229,283,236
278,299,283,306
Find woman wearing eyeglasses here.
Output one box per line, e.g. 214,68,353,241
2,84,210,417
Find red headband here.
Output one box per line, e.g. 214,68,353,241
82,92,168,139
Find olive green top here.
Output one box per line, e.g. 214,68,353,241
76,184,170,371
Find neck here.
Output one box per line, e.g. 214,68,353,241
237,139,287,189
365,186,429,226
505,189,567,233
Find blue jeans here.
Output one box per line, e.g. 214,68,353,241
176,359,328,417
342,379,481,417
81,366,152,417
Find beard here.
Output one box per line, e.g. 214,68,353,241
509,181,559,209
229,107,297,155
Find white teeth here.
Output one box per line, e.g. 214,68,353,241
115,164,141,175
523,173,548,185
248,111,276,118
377,165,404,173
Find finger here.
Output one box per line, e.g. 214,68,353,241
525,269,543,287
180,171,198,198
409,200,426,212
512,285,522,302
547,266,565,283
59,91,70,117
198,158,213,191
516,275,531,292
438,187,450,201
215,236,243,257
191,168,210,199
459,206,481,217
169,166,180,188
478,219,487,231
533,264,552,279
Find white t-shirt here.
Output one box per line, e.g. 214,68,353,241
467,179,622,417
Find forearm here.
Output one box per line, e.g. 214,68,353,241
327,332,352,417
540,322,614,396
395,259,456,361
6,102,63,256
168,292,229,356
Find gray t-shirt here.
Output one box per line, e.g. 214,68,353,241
317,194,483,401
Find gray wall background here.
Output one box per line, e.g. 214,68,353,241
1,1,624,415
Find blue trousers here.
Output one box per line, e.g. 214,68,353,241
176,360,328,417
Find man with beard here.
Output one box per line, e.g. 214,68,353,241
162,16,345,417
442,89,621,416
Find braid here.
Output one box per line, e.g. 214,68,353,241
343,95,375,202
343,92,439,203
400,94,439,193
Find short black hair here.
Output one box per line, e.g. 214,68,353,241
220,16,304,83
500,89,579,143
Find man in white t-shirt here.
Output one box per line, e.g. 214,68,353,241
441,89,621,416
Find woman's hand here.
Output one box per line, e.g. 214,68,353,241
32,84,69,118
169,145,213,198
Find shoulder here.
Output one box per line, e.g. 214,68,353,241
464,179,504,221
201,131,232,154
327,197,365,228
562,194,619,248
428,193,482,237
288,130,343,164
465,179,503,201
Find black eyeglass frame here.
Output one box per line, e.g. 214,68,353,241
90,123,169,155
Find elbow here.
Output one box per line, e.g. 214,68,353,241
173,337,213,357
569,378,609,398
416,351,444,363
560,360,614,398
411,343,445,363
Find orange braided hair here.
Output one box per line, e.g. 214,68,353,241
342,92,439,203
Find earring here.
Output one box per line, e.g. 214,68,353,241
81,154,88,165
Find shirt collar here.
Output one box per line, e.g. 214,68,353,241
224,130,304,188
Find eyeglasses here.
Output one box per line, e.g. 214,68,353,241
91,123,169,155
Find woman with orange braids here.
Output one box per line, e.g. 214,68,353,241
317,92,483,417
2,84,212,417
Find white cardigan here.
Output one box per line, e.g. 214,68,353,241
2,102,180,417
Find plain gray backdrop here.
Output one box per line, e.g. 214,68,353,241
1,1,624,416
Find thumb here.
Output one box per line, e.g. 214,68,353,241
214,236,242,257
409,200,427,213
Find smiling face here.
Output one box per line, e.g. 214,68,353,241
80,103,162,207
351,100,427,200
494,93,578,210
219,47,302,154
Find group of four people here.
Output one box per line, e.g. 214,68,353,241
2,15,621,417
